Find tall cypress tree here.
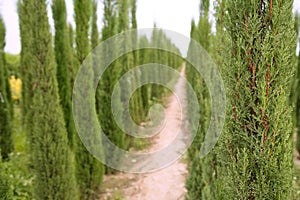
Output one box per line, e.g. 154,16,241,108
74,0,104,198
97,0,128,173
185,0,214,197
138,36,151,119
129,0,143,125
216,1,295,198
3,54,13,120
22,0,77,199
68,24,78,87
294,13,300,153
52,0,76,149
150,25,159,99
117,0,134,148
98,0,118,141
0,15,13,160
18,0,33,125
185,20,203,200
91,0,99,50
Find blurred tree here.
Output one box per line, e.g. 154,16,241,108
0,15,13,160
74,0,104,198
185,0,213,197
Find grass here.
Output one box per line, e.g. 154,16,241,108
293,166,300,199
12,106,29,153
5,105,34,199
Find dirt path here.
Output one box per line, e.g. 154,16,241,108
294,131,300,168
100,65,189,200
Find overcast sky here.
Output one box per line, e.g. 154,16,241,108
0,0,300,54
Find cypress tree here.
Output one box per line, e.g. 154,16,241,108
52,0,76,148
97,0,128,173
130,0,137,30
68,24,78,87
116,0,134,148
185,19,203,199
74,0,104,197
129,0,143,124
150,25,159,99
138,36,151,119
4,60,13,120
0,15,13,160
18,0,33,125
216,1,295,198
137,30,183,120
22,0,77,199
3,55,13,120
294,13,300,153
97,0,118,144
185,0,214,197
91,0,99,50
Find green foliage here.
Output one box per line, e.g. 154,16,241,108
117,0,129,33
4,153,34,199
116,0,136,143
129,0,143,125
96,0,183,175
52,0,76,149
68,24,79,87
96,0,128,174
5,54,20,69
74,0,104,198
0,156,12,200
74,0,92,64
7,106,34,199
138,36,151,118
20,0,78,199
130,0,137,29
91,0,99,50
5,53,20,78
215,0,295,199
292,167,300,199
186,1,297,199
137,31,183,120
18,0,34,127
0,15,13,160
294,13,300,154
185,1,214,198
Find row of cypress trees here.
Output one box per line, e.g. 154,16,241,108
96,0,183,173
1,0,183,199
186,0,297,199
73,0,105,198
185,0,215,199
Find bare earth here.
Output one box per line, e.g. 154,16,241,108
294,130,300,168
100,65,189,200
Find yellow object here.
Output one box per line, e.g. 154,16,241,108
9,75,22,101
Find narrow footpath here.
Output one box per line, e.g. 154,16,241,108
101,65,189,200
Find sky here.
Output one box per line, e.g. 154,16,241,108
0,0,300,55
